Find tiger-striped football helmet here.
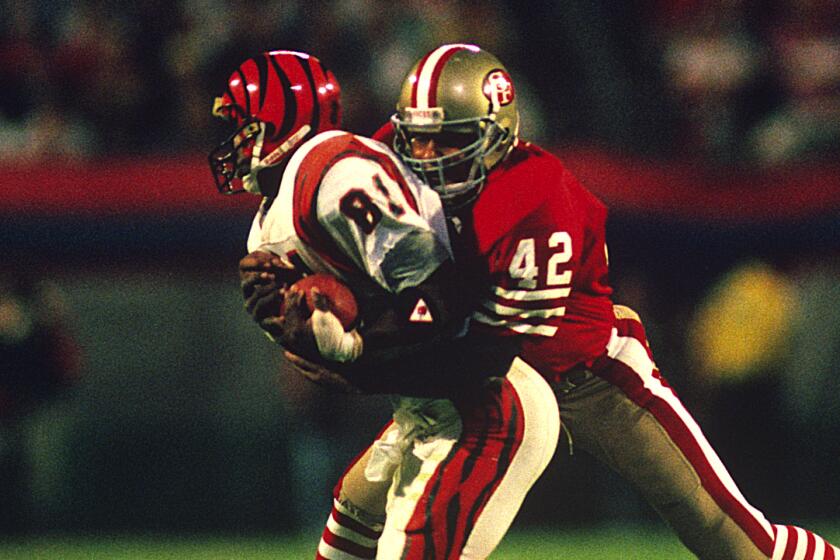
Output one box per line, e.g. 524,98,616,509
392,44,519,209
209,50,342,196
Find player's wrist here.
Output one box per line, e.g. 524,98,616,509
311,308,363,362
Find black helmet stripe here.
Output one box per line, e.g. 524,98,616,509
314,57,330,79
254,55,269,111
297,55,320,138
268,55,296,141
234,68,250,114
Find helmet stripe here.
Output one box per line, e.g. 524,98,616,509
313,56,330,80
425,47,460,107
410,50,435,107
414,44,478,109
235,68,250,114
297,55,320,138
313,58,341,127
268,55,297,141
254,55,269,111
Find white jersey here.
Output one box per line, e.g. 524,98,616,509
248,130,454,445
247,130,452,297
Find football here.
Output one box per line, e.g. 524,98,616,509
289,273,359,329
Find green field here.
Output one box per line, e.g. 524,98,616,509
3,524,839,559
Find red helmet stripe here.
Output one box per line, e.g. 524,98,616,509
426,47,459,107
267,55,297,141
410,50,435,107
413,44,477,109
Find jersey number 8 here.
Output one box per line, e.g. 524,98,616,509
339,174,406,234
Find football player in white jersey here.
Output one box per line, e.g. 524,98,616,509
211,51,559,559
210,50,455,364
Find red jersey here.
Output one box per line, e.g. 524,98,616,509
461,141,615,380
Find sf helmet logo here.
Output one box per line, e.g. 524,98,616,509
483,69,515,107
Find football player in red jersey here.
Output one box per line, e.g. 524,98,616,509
301,44,840,559
212,50,560,560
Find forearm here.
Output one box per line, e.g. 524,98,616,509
335,258,514,396
338,331,521,397
356,258,469,359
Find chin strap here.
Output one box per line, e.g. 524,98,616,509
243,124,312,195
261,124,311,167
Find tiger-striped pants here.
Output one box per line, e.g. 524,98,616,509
369,359,560,559
326,306,839,559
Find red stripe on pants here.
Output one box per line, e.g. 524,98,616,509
593,321,775,556
400,378,525,559
321,529,376,558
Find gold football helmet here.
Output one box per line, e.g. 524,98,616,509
392,44,520,209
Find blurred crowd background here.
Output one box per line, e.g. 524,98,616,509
1,0,839,538
2,0,840,163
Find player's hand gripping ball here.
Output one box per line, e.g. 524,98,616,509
239,251,302,323
281,273,363,363
289,273,358,329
